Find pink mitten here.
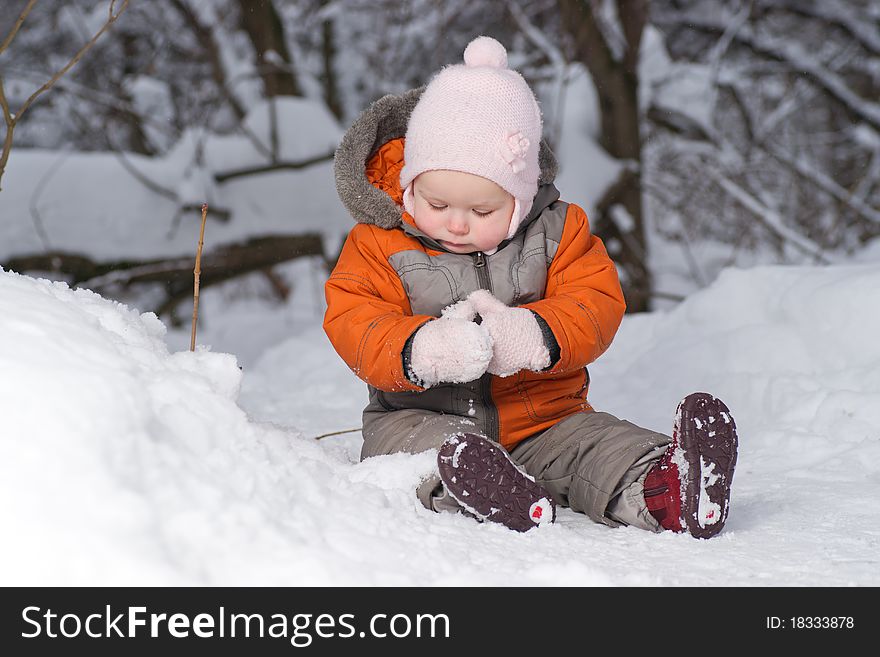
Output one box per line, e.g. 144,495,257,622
467,290,550,377
409,299,493,387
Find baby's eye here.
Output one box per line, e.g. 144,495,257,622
429,203,447,211
473,209,494,217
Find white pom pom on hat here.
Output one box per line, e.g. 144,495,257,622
463,36,508,68
400,35,543,243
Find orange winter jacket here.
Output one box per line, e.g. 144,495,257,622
325,93,626,450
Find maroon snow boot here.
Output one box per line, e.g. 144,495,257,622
643,392,738,539
437,433,555,532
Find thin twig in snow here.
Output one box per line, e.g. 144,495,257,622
314,428,362,440
191,203,209,352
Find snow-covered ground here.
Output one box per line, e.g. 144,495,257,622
2,260,878,586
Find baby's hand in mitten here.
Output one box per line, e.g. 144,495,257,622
467,290,550,377
409,299,492,387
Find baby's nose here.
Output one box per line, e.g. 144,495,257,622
447,214,469,235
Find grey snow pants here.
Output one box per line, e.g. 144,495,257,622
361,408,672,532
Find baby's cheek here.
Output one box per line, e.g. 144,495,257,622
412,212,441,239
484,219,512,246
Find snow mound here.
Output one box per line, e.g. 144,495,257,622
585,264,880,585
0,269,437,585
593,264,880,460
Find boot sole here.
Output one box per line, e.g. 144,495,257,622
674,393,738,539
437,433,555,532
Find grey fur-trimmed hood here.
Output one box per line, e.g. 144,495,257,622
334,86,560,229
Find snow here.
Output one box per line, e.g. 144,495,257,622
698,457,722,528
125,75,176,152
639,24,715,137
0,98,347,261
648,63,716,138
450,440,467,469
2,260,879,586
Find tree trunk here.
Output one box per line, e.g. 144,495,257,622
558,0,652,312
3,232,326,324
236,0,301,98
319,6,343,121
168,0,248,122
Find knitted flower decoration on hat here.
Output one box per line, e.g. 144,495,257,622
400,36,543,239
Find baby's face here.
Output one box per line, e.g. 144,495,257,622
410,170,515,254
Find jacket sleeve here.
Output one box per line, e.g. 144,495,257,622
522,203,626,374
323,224,433,392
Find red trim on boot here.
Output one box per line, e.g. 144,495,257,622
644,453,683,533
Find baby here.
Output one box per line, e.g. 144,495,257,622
325,36,737,538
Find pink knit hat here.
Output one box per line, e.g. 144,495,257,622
400,36,543,240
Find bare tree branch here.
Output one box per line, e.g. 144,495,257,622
111,150,233,228
28,150,74,251
0,0,38,54
506,0,571,148
15,0,131,121
706,168,832,263
762,142,880,225
723,71,880,226
0,80,14,185
649,83,880,228
705,0,753,119
654,11,880,130
755,0,880,56
1,69,180,139
0,0,131,190
213,150,335,183
167,0,248,121
113,151,178,201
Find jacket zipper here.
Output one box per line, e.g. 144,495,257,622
473,252,498,443
473,251,491,290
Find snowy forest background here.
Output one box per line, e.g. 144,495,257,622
2,0,880,586
4,0,879,314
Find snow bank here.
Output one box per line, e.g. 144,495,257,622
587,264,880,585
3,263,879,585
0,268,437,585
591,264,880,449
